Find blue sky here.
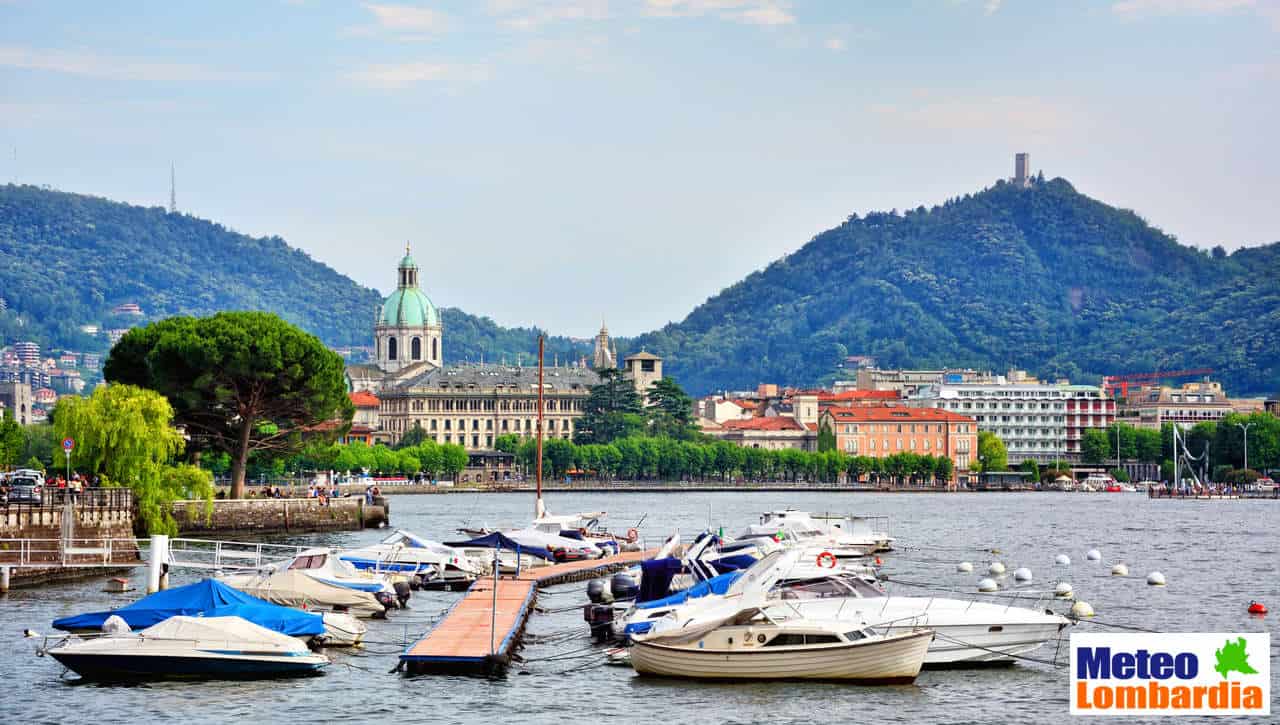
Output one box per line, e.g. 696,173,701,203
2,0,1277,337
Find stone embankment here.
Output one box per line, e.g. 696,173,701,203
0,489,140,590
173,496,389,536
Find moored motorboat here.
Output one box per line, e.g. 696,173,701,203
319,612,367,646
219,569,388,619
631,609,932,683
41,616,329,680
340,530,487,590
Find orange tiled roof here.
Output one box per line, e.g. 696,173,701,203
824,406,975,423
817,390,901,402
721,417,806,432
349,391,380,408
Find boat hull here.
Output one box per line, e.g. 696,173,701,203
48,652,327,680
631,630,931,682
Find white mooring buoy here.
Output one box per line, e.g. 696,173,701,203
957,561,974,573
1071,601,1096,618
1111,563,1129,577
1014,567,1033,583
1146,571,1166,586
1055,554,1071,566
977,577,998,592
1086,549,1102,562
1055,582,1074,598
988,561,1006,576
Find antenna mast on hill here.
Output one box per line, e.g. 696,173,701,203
169,162,177,214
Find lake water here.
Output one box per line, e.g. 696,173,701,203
2,491,1277,724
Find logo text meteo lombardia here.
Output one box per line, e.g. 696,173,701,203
1071,633,1270,716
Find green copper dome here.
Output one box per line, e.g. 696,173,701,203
380,287,438,328
379,243,438,327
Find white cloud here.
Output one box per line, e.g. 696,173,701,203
345,3,451,40
643,0,796,26
823,37,845,51
984,0,1003,15
488,0,609,31
343,61,489,88
0,45,258,82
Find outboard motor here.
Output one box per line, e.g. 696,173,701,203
583,603,615,643
587,578,607,604
374,590,396,616
394,580,412,608
610,572,639,602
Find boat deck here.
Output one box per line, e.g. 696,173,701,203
400,549,651,676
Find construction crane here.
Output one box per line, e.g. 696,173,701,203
1101,368,1214,400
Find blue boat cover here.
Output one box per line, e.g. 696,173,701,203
637,557,685,602
635,570,743,610
709,553,758,573
52,578,325,637
444,532,553,561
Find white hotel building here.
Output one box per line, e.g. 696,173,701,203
911,383,1115,465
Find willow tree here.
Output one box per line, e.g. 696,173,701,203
54,384,213,534
105,311,353,498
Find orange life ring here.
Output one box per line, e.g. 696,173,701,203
626,528,639,542
578,527,588,537
816,551,837,568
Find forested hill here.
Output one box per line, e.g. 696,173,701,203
627,177,1280,396
0,184,588,363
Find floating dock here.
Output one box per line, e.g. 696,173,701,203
400,549,651,676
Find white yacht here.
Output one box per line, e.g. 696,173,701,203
340,531,487,589
749,510,882,559
41,616,329,680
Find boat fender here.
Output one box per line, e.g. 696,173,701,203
626,528,639,543
374,590,396,614
816,551,837,569
1248,600,1267,615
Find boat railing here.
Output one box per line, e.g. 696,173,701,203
165,538,307,572
37,631,306,655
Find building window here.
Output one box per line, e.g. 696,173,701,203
411,337,422,360
432,337,438,361
388,337,397,360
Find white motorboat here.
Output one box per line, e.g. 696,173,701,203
319,612,367,646
340,531,487,590
631,608,932,683
748,510,878,559
774,575,1072,665
40,616,329,679
220,570,388,619
275,548,407,607
624,555,1070,666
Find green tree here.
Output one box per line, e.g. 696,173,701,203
977,431,1008,472
0,410,24,468
440,443,469,481
647,377,697,439
543,438,576,478
104,312,353,498
1019,458,1041,483
574,368,644,444
1081,429,1110,464
494,433,521,454
817,421,836,453
53,384,213,534
396,423,429,450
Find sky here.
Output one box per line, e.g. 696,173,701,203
2,1,1277,338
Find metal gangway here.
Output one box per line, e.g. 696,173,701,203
163,537,307,572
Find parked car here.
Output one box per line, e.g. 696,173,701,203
4,475,43,504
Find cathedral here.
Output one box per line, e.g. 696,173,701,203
345,247,603,451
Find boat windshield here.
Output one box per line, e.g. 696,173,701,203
289,553,326,570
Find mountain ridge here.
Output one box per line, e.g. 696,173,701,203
2,179,1275,397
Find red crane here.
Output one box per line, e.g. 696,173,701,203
1101,368,1215,400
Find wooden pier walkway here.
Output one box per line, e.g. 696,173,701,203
400,549,652,676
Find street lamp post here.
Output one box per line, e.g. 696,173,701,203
1236,422,1254,473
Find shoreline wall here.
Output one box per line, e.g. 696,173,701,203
173,497,388,536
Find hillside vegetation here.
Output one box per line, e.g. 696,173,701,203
629,177,1279,395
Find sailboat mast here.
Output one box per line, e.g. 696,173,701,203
536,334,545,515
